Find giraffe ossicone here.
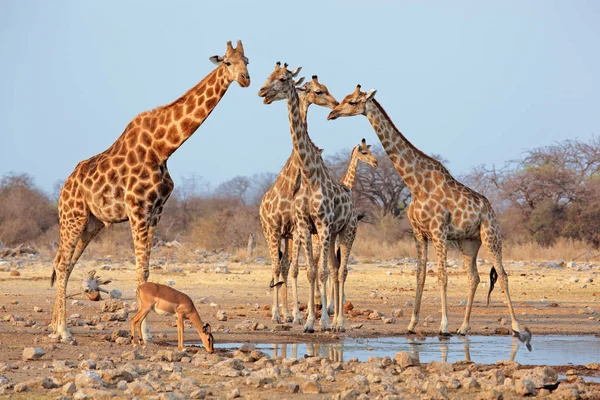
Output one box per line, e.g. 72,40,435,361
49,40,250,344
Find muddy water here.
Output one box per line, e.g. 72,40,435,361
215,335,600,366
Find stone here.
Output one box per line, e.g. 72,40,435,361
75,371,105,389
110,329,129,342
74,388,116,400
190,389,207,399
500,318,507,325
337,389,361,400
394,351,419,368
301,379,322,394
476,389,503,400
109,289,122,299
122,348,144,360
345,375,369,394
114,337,130,345
13,382,28,392
227,388,240,399
382,317,394,324
98,368,135,384
216,310,228,321
62,382,77,395
425,315,435,323
22,347,45,360
513,366,557,387
25,376,58,389
463,377,481,390
460,300,467,307
569,276,579,283
515,379,536,396
428,360,453,374
392,308,403,318
125,380,154,396
102,300,124,313
277,381,299,393
33,306,43,312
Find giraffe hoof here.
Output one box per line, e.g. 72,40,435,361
438,331,452,338
303,327,315,334
407,330,417,335
285,316,293,323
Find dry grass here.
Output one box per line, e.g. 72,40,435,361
501,237,597,262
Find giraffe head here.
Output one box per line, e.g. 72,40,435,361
297,75,339,109
209,40,250,87
354,138,378,168
257,62,302,104
327,85,377,120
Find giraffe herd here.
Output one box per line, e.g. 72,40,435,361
49,40,531,351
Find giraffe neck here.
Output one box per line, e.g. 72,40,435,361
366,99,444,192
152,66,231,162
284,85,322,185
340,148,359,189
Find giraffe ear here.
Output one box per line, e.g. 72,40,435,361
366,89,377,100
209,55,224,65
294,77,305,87
318,148,324,154
367,145,372,149
291,67,302,77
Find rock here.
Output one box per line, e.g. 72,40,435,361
494,327,511,335
10,270,20,276
98,368,135,384
336,389,361,400
515,379,536,396
13,382,28,392
513,366,557,387
33,306,43,312
78,359,96,370
476,389,503,400
25,376,58,389
110,329,129,342
500,317,507,325
190,388,207,399
126,380,154,396
586,362,600,370
368,311,382,320
301,379,322,394
394,352,419,368
424,315,435,323
216,310,228,321
75,371,105,389
344,301,354,313
382,317,394,324
22,347,45,360
428,360,453,374
351,323,364,330
109,289,122,299
460,300,467,307
463,377,481,390
122,348,144,360
102,300,124,313
114,337,130,345
277,381,300,393
345,375,369,394
62,382,76,395
392,308,403,318
569,276,579,283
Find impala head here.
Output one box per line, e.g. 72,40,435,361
327,85,377,120
355,138,378,168
258,62,302,104
201,323,214,353
297,75,339,109
209,40,250,87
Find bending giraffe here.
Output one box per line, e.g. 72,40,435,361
328,86,531,349
260,75,339,324
49,41,250,344
259,63,358,333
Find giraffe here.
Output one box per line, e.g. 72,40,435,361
321,138,378,313
259,63,358,333
328,86,532,349
49,40,250,344
259,75,339,324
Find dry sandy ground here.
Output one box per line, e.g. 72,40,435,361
0,252,599,399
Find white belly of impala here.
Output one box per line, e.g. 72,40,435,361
154,305,175,316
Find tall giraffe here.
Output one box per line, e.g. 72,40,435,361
50,41,250,344
259,63,358,333
328,86,531,349
259,75,339,324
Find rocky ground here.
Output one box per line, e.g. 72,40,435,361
0,251,599,399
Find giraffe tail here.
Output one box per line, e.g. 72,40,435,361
50,269,56,287
486,266,498,306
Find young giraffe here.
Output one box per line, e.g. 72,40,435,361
259,75,339,324
259,63,358,333
328,86,532,349
321,138,378,313
49,41,250,344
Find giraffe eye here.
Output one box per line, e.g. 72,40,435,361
279,77,286,82
349,100,358,105
224,61,231,66
315,90,323,95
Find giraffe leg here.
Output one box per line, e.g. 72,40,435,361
71,215,105,266
266,235,283,324
327,239,339,316
481,220,532,350
290,235,303,324
301,226,317,333
316,226,331,332
128,208,154,343
280,238,293,323
456,239,481,335
51,211,90,344
335,224,355,333
431,228,451,336
328,233,340,331
407,231,427,334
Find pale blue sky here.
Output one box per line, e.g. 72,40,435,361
1,1,599,194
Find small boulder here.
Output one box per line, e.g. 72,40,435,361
394,352,419,368
22,347,45,361
216,310,228,321
301,379,322,394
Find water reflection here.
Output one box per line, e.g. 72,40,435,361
220,335,600,366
